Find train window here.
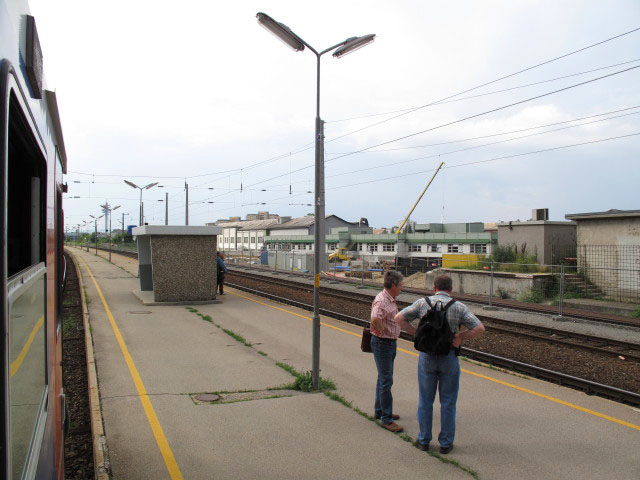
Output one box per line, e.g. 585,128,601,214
6,91,48,479
7,92,46,277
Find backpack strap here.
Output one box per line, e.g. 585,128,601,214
424,297,433,308
442,299,457,311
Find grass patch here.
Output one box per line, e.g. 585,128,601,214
276,362,300,376
200,315,213,322
631,307,640,318
517,287,543,304
186,307,199,313
222,328,252,347
322,393,479,479
83,286,90,304
276,362,336,392
258,350,267,356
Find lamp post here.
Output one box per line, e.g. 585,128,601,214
257,12,375,389
89,214,104,255
102,205,121,263
124,180,158,226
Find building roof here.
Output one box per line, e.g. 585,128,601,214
210,219,279,230
270,215,355,230
565,209,640,221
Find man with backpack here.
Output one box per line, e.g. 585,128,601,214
394,274,484,454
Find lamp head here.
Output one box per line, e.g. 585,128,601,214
333,34,376,59
144,182,159,190
124,180,140,189
256,12,305,52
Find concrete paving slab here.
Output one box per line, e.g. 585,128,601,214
72,248,640,480
211,289,640,480
72,248,474,479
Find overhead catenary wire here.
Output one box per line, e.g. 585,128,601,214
235,66,640,192
326,57,640,124
68,28,640,190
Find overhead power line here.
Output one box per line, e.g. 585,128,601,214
326,132,640,190
320,27,640,143
326,65,640,163
327,58,640,124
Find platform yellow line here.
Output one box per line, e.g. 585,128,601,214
228,288,640,432
10,315,44,378
79,257,184,480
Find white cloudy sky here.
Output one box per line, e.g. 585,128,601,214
30,0,640,231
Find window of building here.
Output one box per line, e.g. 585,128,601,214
470,243,487,254
447,244,461,253
427,244,439,253
250,236,255,244
409,244,421,252
258,236,264,244
368,243,378,252
328,244,336,251
383,243,394,252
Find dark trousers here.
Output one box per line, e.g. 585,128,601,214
217,273,225,294
371,335,397,424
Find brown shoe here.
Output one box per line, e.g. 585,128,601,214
381,422,403,433
374,413,400,421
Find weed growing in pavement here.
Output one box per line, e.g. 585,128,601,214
275,362,336,392
321,392,479,478
186,307,199,313
632,307,640,318
257,351,267,356
201,315,212,322
83,286,90,305
222,328,252,346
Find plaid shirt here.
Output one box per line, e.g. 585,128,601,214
399,292,481,334
370,289,401,339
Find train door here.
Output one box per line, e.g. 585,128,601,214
1,61,49,480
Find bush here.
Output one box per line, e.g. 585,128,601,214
632,307,640,319
517,288,543,303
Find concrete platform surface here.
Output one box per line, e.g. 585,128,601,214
69,247,640,480
69,248,472,480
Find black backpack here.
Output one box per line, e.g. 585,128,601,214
413,297,457,355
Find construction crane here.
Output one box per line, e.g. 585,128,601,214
396,161,444,234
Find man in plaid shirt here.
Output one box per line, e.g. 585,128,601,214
395,274,484,454
370,270,416,433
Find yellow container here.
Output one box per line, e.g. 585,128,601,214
442,254,485,269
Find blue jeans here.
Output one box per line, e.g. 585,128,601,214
417,350,460,447
371,335,397,424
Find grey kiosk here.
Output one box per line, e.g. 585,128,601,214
132,226,222,305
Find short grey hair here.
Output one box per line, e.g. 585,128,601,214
384,270,404,289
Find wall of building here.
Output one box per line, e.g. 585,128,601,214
426,268,552,298
575,217,640,246
497,222,575,264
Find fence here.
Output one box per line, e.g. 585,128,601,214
434,256,639,315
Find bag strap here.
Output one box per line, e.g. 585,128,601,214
424,297,433,308
443,299,457,311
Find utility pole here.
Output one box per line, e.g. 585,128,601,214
165,192,169,225
185,181,189,225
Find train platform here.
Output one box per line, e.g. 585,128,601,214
67,247,640,480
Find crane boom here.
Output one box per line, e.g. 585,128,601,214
397,161,444,234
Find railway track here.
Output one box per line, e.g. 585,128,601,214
226,279,640,407
243,264,640,328
226,269,640,363
92,246,638,328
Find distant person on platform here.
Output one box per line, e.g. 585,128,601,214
394,274,484,454
370,270,416,433
217,252,228,295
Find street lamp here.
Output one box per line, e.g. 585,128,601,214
124,180,158,226
103,205,121,263
89,214,104,255
257,12,375,389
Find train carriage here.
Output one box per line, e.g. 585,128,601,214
1,0,68,478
